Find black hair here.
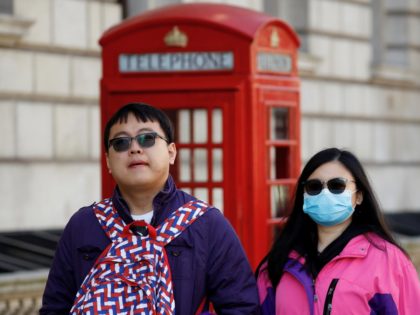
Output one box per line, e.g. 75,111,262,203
265,147,405,287
103,102,174,152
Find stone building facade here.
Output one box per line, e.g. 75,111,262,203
0,0,419,243
0,0,419,311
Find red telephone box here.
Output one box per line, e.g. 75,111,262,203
99,3,300,267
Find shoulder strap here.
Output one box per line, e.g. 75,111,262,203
93,198,209,243
93,198,125,242
156,199,209,245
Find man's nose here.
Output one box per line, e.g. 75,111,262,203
129,138,143,154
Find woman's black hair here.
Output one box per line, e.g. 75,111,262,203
265,147,405,287
104,102,174,152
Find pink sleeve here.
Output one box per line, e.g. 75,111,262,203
257,262,272,303
397,258,420,314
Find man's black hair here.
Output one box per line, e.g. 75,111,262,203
104,102,174,152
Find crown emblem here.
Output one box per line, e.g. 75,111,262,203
270,28,280,48
164,26,188,47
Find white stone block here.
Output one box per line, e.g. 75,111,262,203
301,117,312,160
35,53,70,96
0,101,16,157
372,122,393,162
353,121,373,160
102,2,122,32
342,84,362,115
359,5,372,38
87,1,102,50
405,91,420,119
0,162,100,230
16,102,53,158
352,42,371,80
311,118,335,151
55,105,90,159
332,119,354,151
53,0,87,48
15,0,52,44
331,39,352,78
71,57,101,98
301,79,323,113
308,0,322,30
394,124,420,162
90,105,101,160
367,86,385,117
323,82,343,114
320,0,340,33
359,85,374,116
216,0,262,11
341,2,359,36
309,35,333,75
0,50,33,93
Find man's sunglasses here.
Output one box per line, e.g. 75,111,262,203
302,177,355,196
108,132,168,152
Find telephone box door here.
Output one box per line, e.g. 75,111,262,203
102,90,239,227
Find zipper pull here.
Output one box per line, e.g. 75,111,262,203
313,279,318,302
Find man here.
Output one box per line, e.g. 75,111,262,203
40,103,259,314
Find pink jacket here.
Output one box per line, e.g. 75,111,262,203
257,233,420,315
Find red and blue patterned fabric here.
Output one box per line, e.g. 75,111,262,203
70,198,209,314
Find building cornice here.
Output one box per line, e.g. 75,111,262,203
0,14,33,46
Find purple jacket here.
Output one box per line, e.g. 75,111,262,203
40,176,259,314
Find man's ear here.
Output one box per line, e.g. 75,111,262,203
168,143,177,165
106,153,112,174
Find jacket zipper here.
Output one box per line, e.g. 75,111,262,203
323,278,339,315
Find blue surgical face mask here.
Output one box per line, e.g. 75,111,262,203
303,188,355,226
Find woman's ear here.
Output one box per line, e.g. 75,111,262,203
356,191,363,205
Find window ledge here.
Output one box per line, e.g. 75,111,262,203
298,52,321,75
0,14,34,46
371,65,419,86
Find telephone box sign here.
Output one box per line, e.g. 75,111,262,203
257,52,292,73
119,51,234,73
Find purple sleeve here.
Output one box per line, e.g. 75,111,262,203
40,220,78,314
205,209,260,315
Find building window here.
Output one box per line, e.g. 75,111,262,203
0,0,13,14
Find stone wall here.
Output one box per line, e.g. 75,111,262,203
0,0,122,230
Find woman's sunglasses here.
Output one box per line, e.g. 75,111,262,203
108,132,168,152
302,177,355,196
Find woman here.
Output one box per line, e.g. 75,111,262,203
257,148,420,314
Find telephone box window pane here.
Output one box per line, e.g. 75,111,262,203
179,110,191,143
182,187,192,195
194,149,208,181
271,185,289,218
179,149,191,182
194,188,208,203
212,109,223,143
212,149,223,182
270,107,289,140
213,188,224,213
270,146,290,179
193,110,208,143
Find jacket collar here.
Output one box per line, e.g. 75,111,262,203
111,174,178,226
288,233,380,268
